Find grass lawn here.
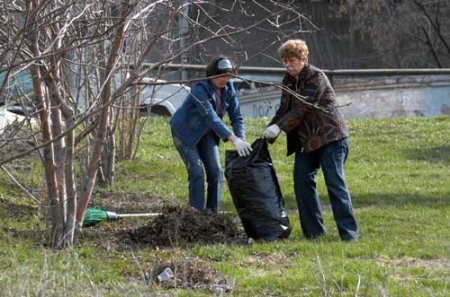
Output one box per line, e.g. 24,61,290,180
1,115,449,296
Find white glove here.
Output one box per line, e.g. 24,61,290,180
233,138,253,157
262,124,281,140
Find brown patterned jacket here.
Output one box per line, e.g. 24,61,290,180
269,64,348,155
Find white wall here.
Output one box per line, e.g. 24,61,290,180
238,74,450,119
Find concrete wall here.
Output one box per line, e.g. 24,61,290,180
237,74,450,119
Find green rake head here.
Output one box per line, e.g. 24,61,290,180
82,207,111,227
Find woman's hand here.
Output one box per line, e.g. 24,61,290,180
262,124,281,140
229,135,252,157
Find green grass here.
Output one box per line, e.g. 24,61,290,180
1,116,449,296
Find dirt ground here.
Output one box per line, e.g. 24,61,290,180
87,192,246,247
83,194,246,293
1,192,245,293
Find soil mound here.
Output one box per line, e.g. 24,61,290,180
121,205,244,247
152,259,233,292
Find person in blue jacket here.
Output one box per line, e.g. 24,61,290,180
170,56,252,212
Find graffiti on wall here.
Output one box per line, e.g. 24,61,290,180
252,102,280,118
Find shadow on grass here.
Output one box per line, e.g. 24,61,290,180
278,193,449,211
0,200,46,244
0,199,37,220
351,193,449,208
402,145,450,164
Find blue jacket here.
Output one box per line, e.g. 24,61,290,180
170,79,245,147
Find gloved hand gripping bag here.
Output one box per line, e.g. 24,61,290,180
225,138,291,241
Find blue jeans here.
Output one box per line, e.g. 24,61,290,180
294,138,358,240
173,132,222,212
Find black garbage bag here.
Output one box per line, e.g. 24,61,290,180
225,138,291,241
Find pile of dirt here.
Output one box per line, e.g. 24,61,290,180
152,259,233,292
120,205,245,247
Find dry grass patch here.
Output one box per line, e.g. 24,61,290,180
376,256,450,270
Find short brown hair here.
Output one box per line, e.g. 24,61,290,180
277,39,309,62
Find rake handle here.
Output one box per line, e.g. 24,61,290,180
117,213,161,218
105,211,161,220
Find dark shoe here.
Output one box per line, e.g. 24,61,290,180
305,232,325,240
341,236,358,242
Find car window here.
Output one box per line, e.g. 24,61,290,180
0,70,34,104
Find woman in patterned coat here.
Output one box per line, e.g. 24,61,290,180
262,39,359,241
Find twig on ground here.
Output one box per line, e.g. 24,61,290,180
1,165,40,203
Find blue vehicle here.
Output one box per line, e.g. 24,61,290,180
0,70,34,116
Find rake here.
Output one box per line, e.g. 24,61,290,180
82,207,161,227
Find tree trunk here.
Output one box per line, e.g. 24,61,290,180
76,0,130,228
98,127,115,186
29,63,62,248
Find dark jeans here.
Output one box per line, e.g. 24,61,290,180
293,138,358,240
174,132,222,212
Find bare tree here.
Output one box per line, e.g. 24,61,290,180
0,0,311,249
334,0,450,68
